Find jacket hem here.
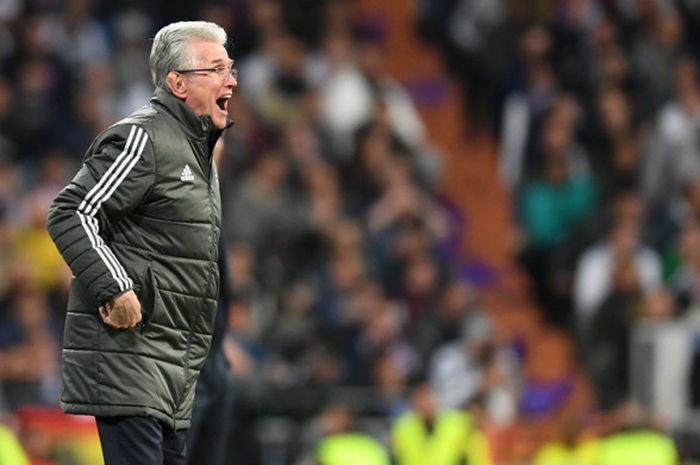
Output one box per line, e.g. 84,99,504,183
61,402,191,430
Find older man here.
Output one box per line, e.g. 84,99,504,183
45,21,236,465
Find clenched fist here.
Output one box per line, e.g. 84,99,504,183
99,290,142,329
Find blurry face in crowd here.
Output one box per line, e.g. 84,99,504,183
168,39,237,129
320,406,351,435
598,88,630,136
675,60,700,112
641,288,674,321
680,216,700,260
411,384,436,419
610,220,640,258
542,112,574,157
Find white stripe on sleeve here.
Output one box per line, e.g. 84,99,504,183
76,125,149,292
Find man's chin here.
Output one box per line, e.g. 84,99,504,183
212,117,228,130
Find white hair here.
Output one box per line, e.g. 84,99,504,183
149,21,228,89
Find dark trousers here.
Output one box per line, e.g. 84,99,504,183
96,416,187,465
186,351,235,465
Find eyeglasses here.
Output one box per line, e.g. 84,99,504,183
174,63,238,81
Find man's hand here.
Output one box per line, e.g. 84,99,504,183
99,290,142,329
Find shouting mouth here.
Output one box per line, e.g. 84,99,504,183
216,94,232,115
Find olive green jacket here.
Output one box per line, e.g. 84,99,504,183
46,88,229,429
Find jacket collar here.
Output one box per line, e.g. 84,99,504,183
151,87,233,140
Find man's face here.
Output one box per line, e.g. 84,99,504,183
180,39,236,129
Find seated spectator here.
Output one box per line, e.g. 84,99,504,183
589,86,643,205
517,102,597,325
667,214,700,313
13,190,66,292
429,314,519,423
498,23,556,187
316,242,368,330
367,349,412,417
583,251,644,410
395,252,444,332
223,146,302,252
267,280,320,365
630,8,684,118
414,278,484,370
349,279,418,386
0,286,61,409
256,34,313,128
224,294,267,382
573,213,661,332
642,57,700,247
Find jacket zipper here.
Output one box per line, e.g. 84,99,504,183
178,141,219,417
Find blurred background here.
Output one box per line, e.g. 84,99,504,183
2,0,700,464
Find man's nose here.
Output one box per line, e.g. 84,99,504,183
225,71,237,87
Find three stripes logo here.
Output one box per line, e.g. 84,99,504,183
180,164,195,182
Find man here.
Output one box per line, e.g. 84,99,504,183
391,383,493,465
45,21,236,464
598,400,677,465
315,402,390,465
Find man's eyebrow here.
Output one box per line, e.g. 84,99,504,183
209,58,235,66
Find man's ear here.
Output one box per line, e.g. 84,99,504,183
166,71,187,99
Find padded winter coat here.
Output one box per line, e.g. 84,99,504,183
46,87,228,429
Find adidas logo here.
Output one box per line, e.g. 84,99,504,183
180,164,195,182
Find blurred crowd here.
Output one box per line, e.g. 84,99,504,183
1,0,700,464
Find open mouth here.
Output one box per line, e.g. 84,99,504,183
216,94,231,114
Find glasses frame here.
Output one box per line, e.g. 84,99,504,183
174,64,238,81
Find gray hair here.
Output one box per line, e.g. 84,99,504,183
149,21,228,89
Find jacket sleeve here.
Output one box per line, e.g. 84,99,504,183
46,123,155,306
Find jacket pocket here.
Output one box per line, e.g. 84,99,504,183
137,265,158,329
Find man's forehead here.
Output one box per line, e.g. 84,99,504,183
189,39,231,63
